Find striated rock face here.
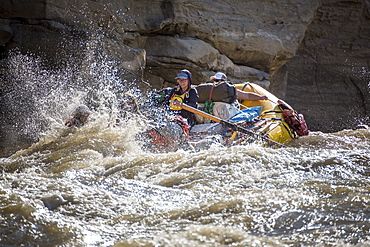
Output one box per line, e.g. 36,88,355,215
0,0,369,149
285,0,370,132
122,0,320,86
0,0,319,85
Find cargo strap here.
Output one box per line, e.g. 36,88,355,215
203,83,215,115
168,115,190,140
260,110,297,139
239,82,250,105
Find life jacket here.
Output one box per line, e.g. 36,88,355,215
196,81,237,104
169,85,195,111
278,101,309,137
169,93,187,110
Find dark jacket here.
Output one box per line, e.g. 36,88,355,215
167,86,199,127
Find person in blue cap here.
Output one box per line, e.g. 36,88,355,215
167,69,199,127
140,69,198,152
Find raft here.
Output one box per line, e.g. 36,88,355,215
189,82,295,147
234,82,294,144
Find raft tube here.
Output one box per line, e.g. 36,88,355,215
235,82,294,144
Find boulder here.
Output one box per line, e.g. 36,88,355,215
142,35,270,87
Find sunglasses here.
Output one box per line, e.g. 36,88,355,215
213,79,223,82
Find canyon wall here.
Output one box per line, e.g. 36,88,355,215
285,0,370,131
0,0,369,149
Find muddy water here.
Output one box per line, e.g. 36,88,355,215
1,48,369,246
1,117,369,246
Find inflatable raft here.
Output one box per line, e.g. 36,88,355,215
234,82,294,144
189,82,300,147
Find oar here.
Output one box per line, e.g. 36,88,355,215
179,103,286,148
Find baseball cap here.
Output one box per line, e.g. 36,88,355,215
210,72,227,81
175,71,189,79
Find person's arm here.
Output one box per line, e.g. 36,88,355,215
186,88,199,108
237,89,268,101
164,87,177,105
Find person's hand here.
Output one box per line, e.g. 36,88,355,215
172,100,181,106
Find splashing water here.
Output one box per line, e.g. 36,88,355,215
0,127,369,246
0,39,370,247
0,32,147,147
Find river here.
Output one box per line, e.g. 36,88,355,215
1,114,369,246
0,53,369,247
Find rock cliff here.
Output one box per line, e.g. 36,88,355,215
285,0,370,132
0,0,369,149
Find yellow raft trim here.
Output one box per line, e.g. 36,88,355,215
235,82,294,144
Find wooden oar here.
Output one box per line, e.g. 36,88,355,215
180,103,286,148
